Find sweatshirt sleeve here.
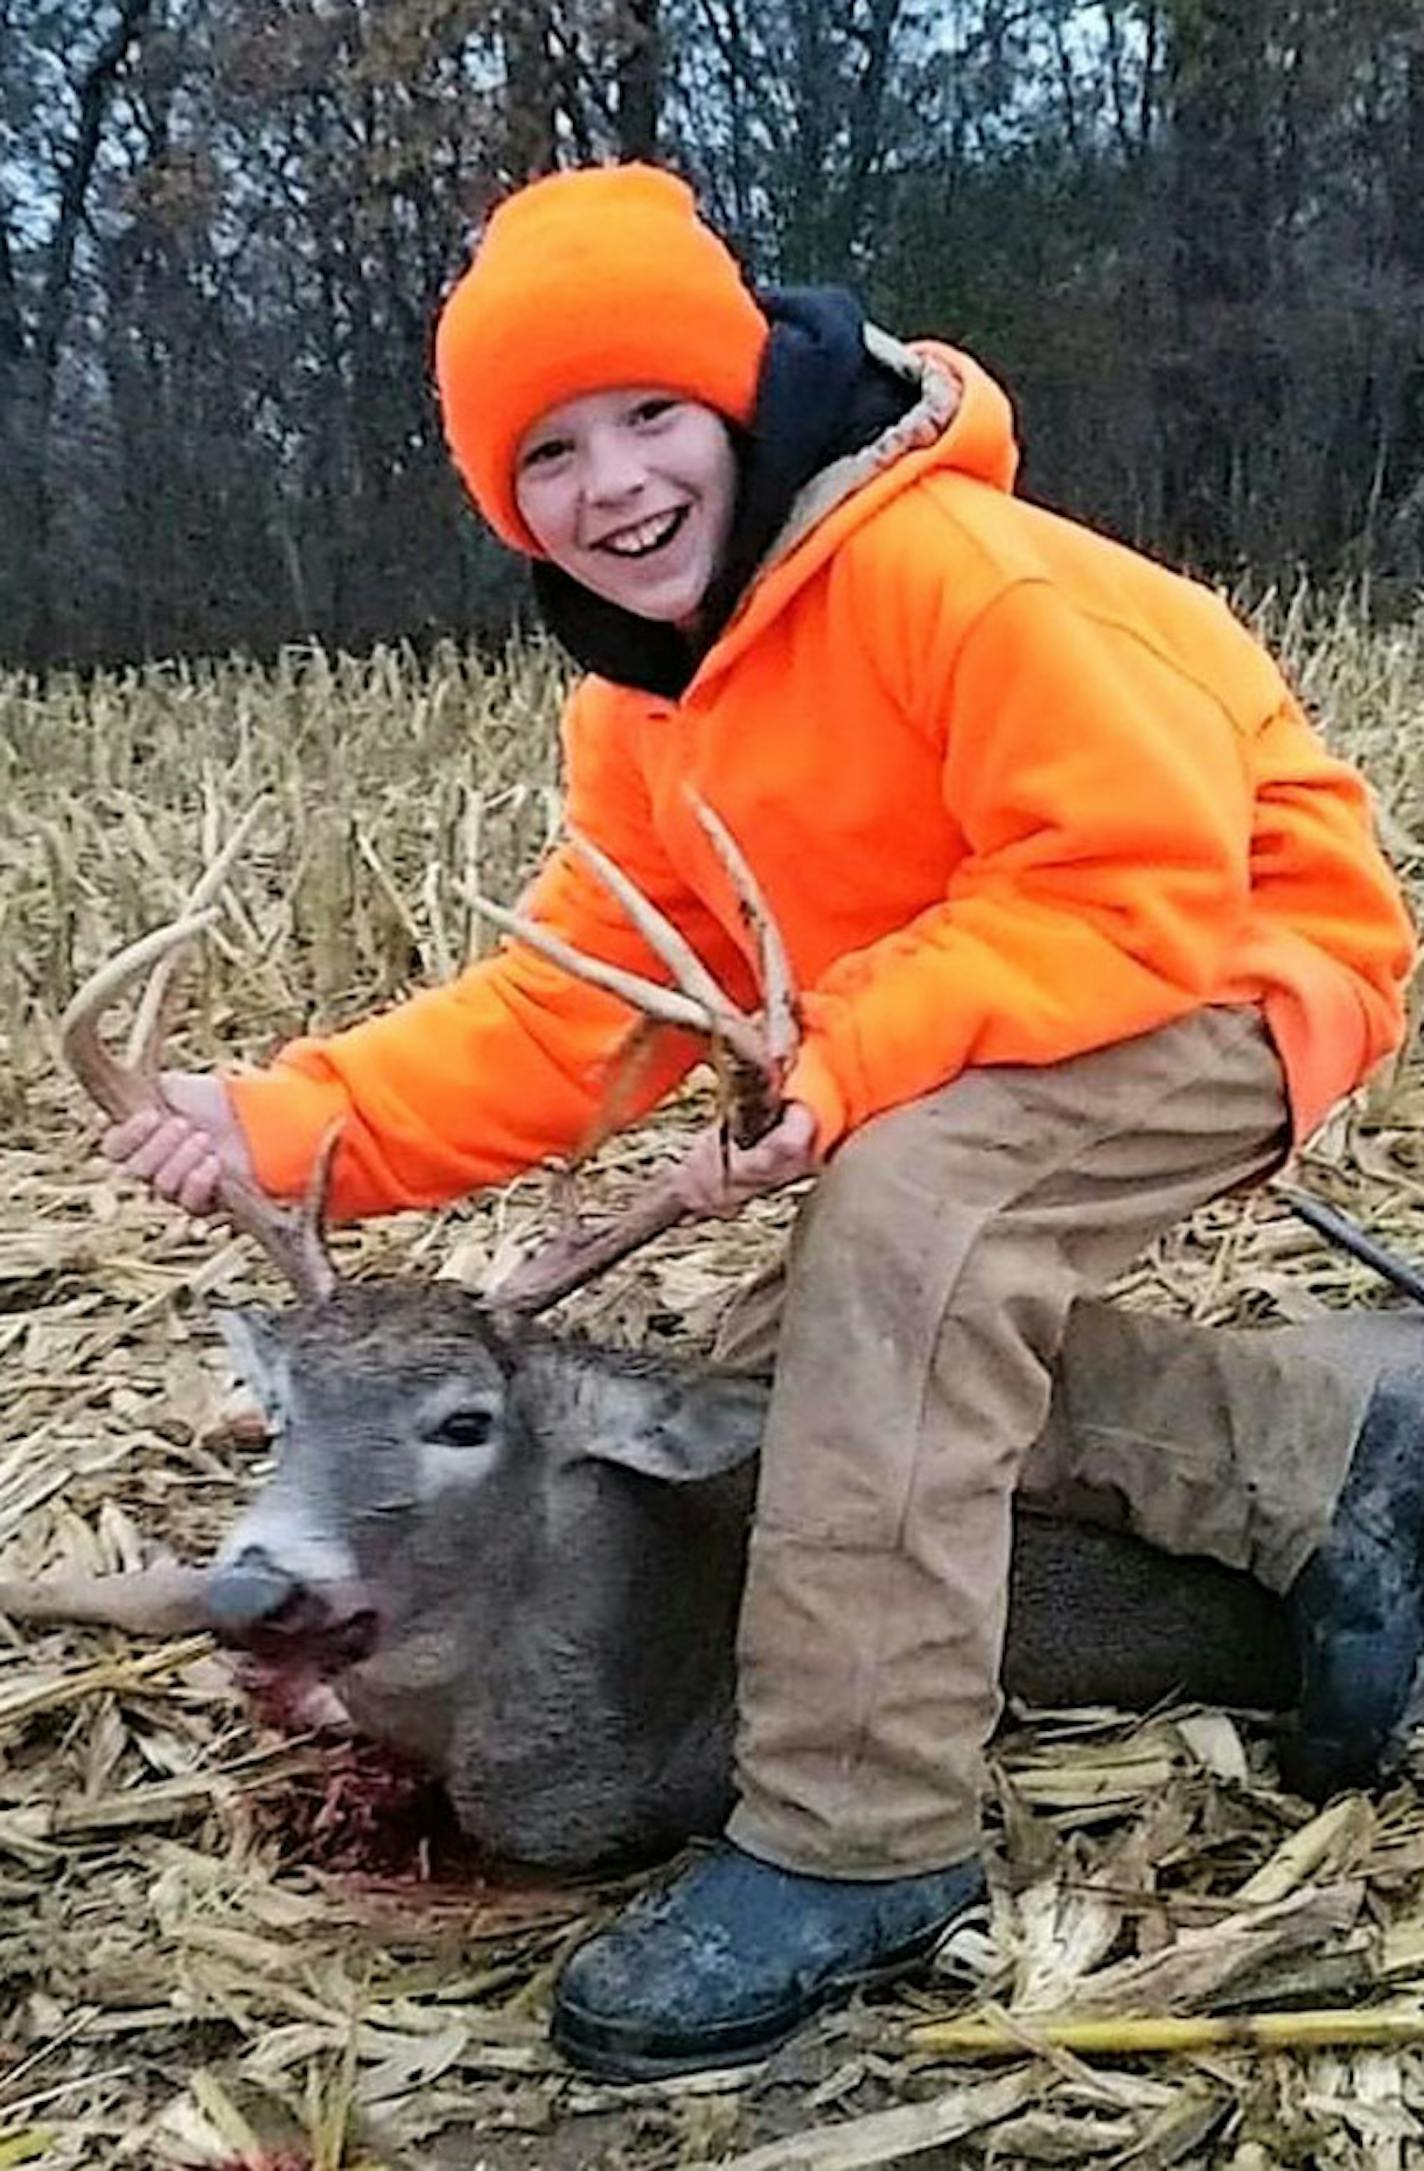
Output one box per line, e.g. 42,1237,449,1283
230,686,743,1218
785,577,1261,1146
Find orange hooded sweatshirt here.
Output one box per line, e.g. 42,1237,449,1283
231,339,1415,1219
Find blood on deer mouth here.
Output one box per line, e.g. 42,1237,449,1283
220,1593,381,1673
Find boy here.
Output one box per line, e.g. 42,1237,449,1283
106,164,1417,2078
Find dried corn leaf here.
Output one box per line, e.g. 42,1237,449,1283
681,2069,1041,2169
1059,1880,1367,2016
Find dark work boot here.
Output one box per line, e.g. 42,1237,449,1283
551,1841,986,2079
1279,1363,1424,1801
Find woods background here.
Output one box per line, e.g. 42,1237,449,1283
2,0,1422,672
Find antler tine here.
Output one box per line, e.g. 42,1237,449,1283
298,1123,345,1284
61,910,339,1308
481,803,809,1315
125,801,265,1073
61,913,221,1122
563,827,734,1021
466,886,769,1073
684,789,800,1071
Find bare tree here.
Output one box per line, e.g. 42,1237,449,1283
1,0,156,659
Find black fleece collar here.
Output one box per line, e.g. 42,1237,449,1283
530,287,917,699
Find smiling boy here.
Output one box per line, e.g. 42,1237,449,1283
515,389,739,628
105,164,1416,2079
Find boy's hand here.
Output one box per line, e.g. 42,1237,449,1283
669,1101,822,1220
101,1072,255,1218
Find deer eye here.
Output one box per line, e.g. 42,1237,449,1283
428,1407,496,1449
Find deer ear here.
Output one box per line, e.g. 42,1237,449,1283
593,1372,765,1484
214,1307,292,1428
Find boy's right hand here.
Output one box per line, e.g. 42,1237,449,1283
101,1072,256,1218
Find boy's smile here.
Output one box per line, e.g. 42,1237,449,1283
514,387,738,629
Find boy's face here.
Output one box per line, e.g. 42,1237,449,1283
514,388,737,628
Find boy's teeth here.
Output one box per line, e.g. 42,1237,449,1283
604,509,681,555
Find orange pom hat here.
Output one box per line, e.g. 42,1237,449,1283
435,165,770,553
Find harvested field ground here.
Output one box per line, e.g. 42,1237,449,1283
1,598,1423,2168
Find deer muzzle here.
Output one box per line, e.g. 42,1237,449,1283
206,1545,379,1669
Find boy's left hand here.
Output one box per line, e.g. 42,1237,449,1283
669,1101,823,1219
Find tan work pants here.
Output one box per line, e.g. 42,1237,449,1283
717,1007,1373,1876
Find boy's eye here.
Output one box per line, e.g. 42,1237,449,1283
520,437,569,470
631,397,678,426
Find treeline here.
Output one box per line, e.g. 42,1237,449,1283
1,0,1421,670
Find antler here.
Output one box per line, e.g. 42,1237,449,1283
60,832,341,1306
472,789,801,1315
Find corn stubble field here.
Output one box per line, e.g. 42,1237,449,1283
0,597,1422,2170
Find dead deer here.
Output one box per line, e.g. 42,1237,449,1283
5,807,1420,1866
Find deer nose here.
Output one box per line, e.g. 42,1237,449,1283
206,1545,304,1636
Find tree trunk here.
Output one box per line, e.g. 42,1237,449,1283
1158,0,1276,564
617,0,660,158
500,2,560,179
24,0,156,663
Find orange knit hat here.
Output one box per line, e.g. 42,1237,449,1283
435,165,769,553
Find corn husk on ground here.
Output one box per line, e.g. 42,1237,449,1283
1,599,1422,2169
